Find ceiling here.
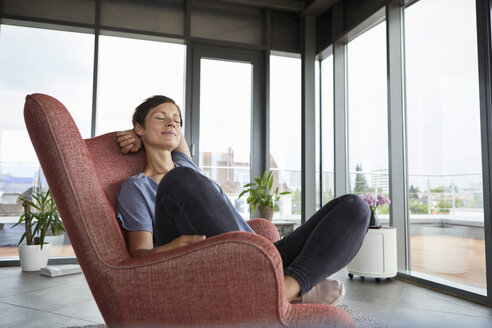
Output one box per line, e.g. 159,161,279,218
218,0,340,16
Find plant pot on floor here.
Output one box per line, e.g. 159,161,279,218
18,243,51,271
259,206,274,221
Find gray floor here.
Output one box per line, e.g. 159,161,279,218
1,265,492,328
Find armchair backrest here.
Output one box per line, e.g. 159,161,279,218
23,93,144,267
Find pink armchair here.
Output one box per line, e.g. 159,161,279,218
24,93,356,328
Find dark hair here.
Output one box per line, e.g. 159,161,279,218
132,95,183,128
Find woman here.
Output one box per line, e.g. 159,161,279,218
116,95,370,304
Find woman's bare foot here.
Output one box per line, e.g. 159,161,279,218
284,275,301,302
301,279,345,305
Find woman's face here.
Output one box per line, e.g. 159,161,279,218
135,102,182,151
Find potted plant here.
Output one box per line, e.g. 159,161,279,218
12,188,65,271
239,170,290,221
360,193,391,229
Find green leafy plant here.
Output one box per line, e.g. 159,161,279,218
238,170,290,215
12,188,65,250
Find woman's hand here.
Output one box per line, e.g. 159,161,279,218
126,230,206,257
117,129,142,153
161,235,206,252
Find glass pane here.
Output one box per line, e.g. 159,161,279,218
321,55,334,205
405,0,485,291
0,25,94,260
199,58,252,220
347,22,390,225
96,35,186,135
269,55,301,225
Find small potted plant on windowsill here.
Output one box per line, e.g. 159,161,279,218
361,193,391,229
12,188,65,271
239,170,290,221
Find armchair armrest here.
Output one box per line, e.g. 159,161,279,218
108,231,287,327
248,218,280,242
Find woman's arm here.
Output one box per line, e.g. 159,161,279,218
174,133,192,159
126,230,205,257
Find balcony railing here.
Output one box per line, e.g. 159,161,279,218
1,162,484,227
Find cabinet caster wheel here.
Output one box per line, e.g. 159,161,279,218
375,278,381,283
348,273,353,279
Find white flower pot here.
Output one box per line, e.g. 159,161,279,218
258,206,275,221
18,243,51,271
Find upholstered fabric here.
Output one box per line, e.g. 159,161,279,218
247,218,281,243
24,93,356,328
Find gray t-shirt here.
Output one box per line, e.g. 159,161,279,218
116,151,253,242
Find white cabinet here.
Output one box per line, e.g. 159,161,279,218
348,228,397,281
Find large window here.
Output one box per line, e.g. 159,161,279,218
0,25,94,260
199,58,252,220
347,21,390,223
320,55,334,205
405,0,485,291
269,55,301,224
96,35,186,135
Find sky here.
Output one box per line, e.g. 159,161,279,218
0,25,94,177
199,58,252,164
0,25,301,174
96,35,186,136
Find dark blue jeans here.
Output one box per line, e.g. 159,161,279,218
154,167,370,295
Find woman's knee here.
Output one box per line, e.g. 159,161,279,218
343,194,371,226
158,166,201,196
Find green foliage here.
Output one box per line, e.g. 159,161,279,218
377,204,390,215
353,163,369,193
430,186,445,193
435,199,465,213
238,170,290,215
469,194,483,208
291,189,302,215
408,185,420,200
12,188,65,250
409,200,428,214
322,192,334,206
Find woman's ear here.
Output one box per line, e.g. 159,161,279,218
134,123,144,137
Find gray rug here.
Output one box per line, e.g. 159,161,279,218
66,305,385,328
339,304,386,328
